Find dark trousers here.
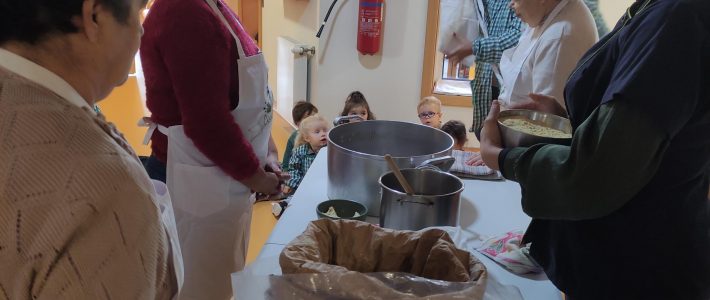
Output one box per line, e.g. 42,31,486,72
142,154,167,183
473,86,501,140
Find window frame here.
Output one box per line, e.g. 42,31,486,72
420,0,473,108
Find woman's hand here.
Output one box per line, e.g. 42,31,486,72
510,93,567,117
243,168,281,195
265,136,290,183
443,34,474,65
479,100,504,170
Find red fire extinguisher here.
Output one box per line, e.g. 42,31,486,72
357,0,385,55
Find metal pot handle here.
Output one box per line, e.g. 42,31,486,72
396,198,434,206
417,156,455,172
333,115,365,126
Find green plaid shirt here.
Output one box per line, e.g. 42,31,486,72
583,0,609,37
470,0,522,133
285,143,318,190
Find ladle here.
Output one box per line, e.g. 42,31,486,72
384,154,416,196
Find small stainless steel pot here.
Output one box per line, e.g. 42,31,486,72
379,167,463,231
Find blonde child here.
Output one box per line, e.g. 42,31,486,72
340,91,376,122
417,96,443,128
283,115,330,194
282,101,318,171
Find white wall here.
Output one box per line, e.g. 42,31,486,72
599,0,635,28
313,0,429,125
262,0,320,124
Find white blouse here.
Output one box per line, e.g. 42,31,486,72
498,0,598,108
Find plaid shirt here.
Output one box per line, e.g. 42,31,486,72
583,0,609,37
470,0,522,133
285,143,318,190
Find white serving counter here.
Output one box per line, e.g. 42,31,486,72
236,148,563,300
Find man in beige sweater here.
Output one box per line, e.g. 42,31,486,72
0,0,177,298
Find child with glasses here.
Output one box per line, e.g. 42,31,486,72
417,96,443,128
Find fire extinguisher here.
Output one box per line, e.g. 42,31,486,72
357,0,384,55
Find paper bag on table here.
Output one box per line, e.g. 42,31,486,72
276,219,487,299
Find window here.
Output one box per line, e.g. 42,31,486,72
420,0,473,107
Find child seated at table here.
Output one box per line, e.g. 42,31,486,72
417,96,443,128
282,101,318,171
441,120,467,150
283,115,330,194
442,120,495,177
340,91,376,122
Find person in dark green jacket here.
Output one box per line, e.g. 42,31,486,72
281,101,318,171
480,0,710,299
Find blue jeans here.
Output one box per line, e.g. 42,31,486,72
142,154,167,183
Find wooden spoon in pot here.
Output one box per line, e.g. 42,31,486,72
384,154,416,196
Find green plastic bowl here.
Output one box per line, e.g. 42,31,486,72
316,199,368,221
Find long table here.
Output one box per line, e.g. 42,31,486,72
241,148,562,299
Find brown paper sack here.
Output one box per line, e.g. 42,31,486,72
275,219,487,299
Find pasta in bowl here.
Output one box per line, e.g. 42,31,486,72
497,109,573,147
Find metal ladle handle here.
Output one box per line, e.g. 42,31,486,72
333,115,364,126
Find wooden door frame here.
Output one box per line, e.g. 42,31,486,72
231,0,263,48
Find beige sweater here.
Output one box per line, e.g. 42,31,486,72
0,68,176,299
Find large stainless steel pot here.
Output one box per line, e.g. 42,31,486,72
327,120,454,216
379,168,463,230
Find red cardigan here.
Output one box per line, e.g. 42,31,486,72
141,0,261,180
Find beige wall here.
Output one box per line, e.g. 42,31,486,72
599,0,636,29
262,0,320,119
313,0,429,125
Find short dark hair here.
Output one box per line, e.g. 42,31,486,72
0,0,134,45
340,91,376,120
441,120,467,145
292,101,318,125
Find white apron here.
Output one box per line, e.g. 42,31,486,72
144,0,273,298
100,111,184,298
498,0,569,106
150,179,185,299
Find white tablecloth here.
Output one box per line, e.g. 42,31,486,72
236,148,562,300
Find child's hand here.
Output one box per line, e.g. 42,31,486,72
282,185,293,195
465,152,486,166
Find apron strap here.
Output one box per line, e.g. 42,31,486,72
204,0,248,59
139,117,171,145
